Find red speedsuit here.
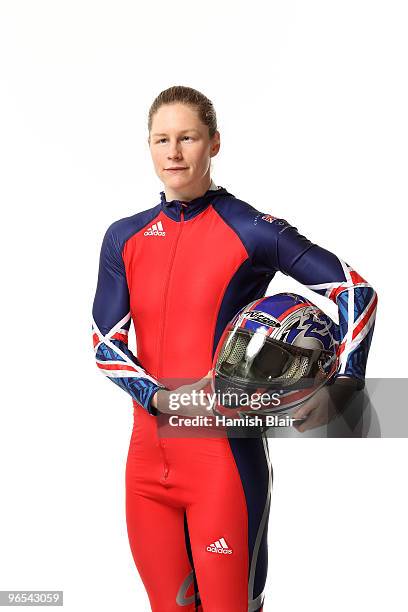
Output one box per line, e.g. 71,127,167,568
92,183,376,611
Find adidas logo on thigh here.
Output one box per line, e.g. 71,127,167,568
206,537,233,554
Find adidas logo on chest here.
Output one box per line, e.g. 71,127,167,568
144,221,166,236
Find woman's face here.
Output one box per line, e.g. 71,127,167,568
149,103,220,197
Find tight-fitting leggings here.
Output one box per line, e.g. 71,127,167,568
125,404,272,612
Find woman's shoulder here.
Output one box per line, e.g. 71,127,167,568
104,202,162,245
213,189,289,229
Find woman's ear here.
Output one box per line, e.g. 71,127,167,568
210,131,221,157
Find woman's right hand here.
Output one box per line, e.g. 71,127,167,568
150,370,213,417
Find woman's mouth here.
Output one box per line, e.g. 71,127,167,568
165,167,188,173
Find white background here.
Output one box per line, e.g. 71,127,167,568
0,1,407,610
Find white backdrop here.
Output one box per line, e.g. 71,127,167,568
0,1,407,611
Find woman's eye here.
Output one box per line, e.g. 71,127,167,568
158,138,167,144
182,136,193,141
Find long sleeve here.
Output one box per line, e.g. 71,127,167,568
252,217,377,386
92,223,164,413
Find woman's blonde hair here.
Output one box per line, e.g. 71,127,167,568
148,85,217,138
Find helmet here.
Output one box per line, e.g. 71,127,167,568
212,293,340,415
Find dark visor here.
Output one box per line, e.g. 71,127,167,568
216,329,332,387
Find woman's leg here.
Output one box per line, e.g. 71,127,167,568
126,491,201,611
185,434,272,612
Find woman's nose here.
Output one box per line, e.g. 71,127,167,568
167,140,182,159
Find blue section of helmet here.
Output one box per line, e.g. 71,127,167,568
237,293,339,353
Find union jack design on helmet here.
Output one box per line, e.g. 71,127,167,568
213,293,341,413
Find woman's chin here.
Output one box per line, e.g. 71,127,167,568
163,174,192,191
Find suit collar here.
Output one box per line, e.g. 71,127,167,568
160,181,231,221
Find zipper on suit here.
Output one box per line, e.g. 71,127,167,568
156,206,185,483
157,206,185,379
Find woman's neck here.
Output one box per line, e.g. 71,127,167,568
164,175,216,203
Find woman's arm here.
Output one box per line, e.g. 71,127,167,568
252,217,378,387
92,224,164,414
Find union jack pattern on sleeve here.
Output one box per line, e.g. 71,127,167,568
92,312,162,413
307,260,377,379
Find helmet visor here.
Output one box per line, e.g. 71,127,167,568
216,328,334,388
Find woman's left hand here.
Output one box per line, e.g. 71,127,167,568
291,378,362,433
291,385,337,432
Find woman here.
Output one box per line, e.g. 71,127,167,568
92,86,377,611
